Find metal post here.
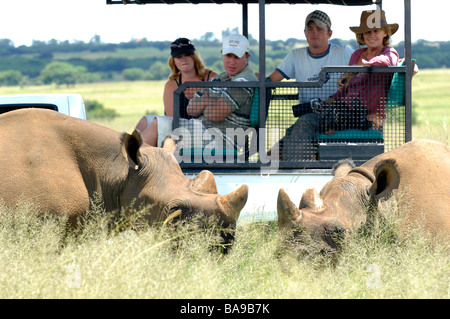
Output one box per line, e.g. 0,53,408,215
259,0,267,130
404,0,412,142
242,3,248,38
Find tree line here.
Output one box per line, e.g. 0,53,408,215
0,33,447,87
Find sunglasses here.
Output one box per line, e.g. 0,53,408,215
170,40,193,49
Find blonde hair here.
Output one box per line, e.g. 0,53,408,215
356,26,392,46
168,50,207,81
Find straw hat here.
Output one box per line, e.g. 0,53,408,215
350,10,398,35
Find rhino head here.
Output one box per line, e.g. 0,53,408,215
277,159,397,255
117,131,248,251
277,188,348,256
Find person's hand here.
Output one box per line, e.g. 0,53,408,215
336,77,347,90
324,97,335,105
337,73,351,90
366,114,383,130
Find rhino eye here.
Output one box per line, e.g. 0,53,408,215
323,226,346,249
290,226,304,242
364,185,371,197
172,204,191,218
163,200,192,221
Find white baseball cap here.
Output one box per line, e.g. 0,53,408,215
222,34,249,58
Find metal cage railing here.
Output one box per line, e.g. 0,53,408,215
172,65,409,170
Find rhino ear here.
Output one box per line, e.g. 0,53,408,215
332,158,355,177
190,170,218,194
121,130,146,170
277,189,302,229
299,188,324,211
370,159,400,201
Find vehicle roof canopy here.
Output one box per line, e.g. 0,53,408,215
107,0,377,4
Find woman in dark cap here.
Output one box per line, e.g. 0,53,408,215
136,38,216,146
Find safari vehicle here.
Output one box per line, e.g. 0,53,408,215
0,94,86,120
107,0,414,220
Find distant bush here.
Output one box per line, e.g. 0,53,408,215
146,61,168,80
0,70,22,86
85,99,118,120
40,61,86,87
122,68,144,81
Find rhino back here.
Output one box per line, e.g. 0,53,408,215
364,139,450,237
0,109,128,217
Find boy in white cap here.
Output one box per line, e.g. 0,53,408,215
187,34,256,124
176,34,257,152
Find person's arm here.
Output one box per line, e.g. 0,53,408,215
183,69,219,100
203,98,232,122
267,69,285,82
205,69,218,80
362,55,392,66
269,50,294,81
186,91,208,117
187,91,232,122
336,73,353,90
362,48,399,67
162,80,177,117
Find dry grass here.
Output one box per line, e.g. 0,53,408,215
0,200,448,299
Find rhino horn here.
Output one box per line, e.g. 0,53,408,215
162,136,177,153
277,188,302,229
190,170,218,194
299,188,324,211
217,184,248,222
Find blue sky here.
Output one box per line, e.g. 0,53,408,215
0,0,447,46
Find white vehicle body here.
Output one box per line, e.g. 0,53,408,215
0,94,86,120
195,171,332,225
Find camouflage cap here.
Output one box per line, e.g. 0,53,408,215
305,10,331,30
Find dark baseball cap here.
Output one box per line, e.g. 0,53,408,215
170,38,196,58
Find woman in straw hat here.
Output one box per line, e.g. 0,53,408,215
325,9,399,131
275,9,400,161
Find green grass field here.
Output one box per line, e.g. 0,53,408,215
0,70,448,299
0,80,166,133
411,69,450,144
1,68,449,141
